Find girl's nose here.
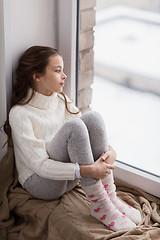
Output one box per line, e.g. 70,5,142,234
62,72,67,80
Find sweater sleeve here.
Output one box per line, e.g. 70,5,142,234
9,108,76,182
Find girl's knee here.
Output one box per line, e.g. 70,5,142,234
81,111,102,122
65,118,87,133
65,118,89,139
81,111,107,132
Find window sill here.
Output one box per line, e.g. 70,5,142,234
114,160,160,198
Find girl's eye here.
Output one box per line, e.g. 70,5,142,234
56,69,60,73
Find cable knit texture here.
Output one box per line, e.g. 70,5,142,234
9,89,81,186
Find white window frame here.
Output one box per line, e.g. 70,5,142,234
57,0,78,104
114,160,160,198
0,0,9,160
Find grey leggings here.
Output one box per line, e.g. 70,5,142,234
24,111,109,200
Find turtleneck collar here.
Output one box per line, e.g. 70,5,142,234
27,88,58,110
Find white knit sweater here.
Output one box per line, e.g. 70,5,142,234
9,89,82,186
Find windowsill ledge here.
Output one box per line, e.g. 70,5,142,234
114,160,160,198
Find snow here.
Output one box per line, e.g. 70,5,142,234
91,7,160,176
95,18,160,80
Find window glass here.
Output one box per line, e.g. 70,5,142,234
92,3,160,177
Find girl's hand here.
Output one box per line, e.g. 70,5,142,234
101,146,117,165
91,156,115,179
80,154,115,179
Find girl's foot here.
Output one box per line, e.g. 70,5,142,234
102,172,142,225
83,180,136,231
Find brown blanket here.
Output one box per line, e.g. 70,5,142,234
0,147,160,240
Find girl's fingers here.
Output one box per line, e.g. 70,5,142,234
101,152,109,161
105,163,115,169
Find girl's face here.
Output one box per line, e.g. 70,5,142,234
34,54,67,96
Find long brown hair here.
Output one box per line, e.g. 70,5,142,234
3,45,80,140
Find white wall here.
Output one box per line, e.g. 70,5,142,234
6,0,57,107
10,0,57,74
0,0,57,160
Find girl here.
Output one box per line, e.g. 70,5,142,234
5,46,141,231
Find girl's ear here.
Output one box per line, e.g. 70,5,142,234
33,73,40,82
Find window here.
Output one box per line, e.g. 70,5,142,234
92,4,160,197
